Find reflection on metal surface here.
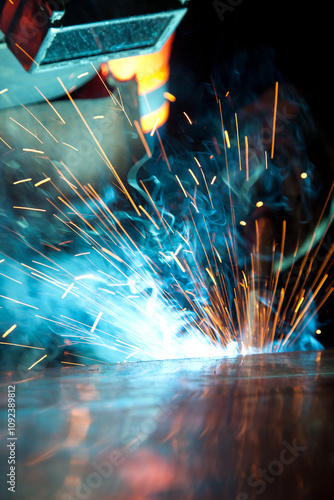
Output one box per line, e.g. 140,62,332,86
1,350,334,499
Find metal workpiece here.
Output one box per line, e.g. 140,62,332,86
1,350,333,499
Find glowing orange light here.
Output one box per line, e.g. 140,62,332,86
106,35,174,95
140,101,170,134
163,92,176,102
100,63,109,78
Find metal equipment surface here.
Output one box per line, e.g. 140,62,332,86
1,350,334,499
0,0,188,108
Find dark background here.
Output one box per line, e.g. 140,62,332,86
171,0,332,128
169,0,334,349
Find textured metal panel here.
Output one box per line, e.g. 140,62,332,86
1,351,334,499
35,10,184,69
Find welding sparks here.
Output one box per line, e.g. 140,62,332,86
91,312,103,333
13,206,46,212
62,142,78,151
13,178,32,185
61,282,75,299
175,175,188,198
188,169,199,185
171,252,186,273
34,177,51,187
0,296,39,309
194,157,202,169
28,354,48,370
34,86,66,124
15,43,39,67
224,130,231,148
245,135,249,180
22,148,45,154
61,361,85,366
271,81,279,159
0,68,331,369
2,324,17,338
0,136,11,149
163,92,176,102
139,205,160,230
134,120,152,158
183,112,192,124
150,117,160,136
9,117,43,143
0,342,44,350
